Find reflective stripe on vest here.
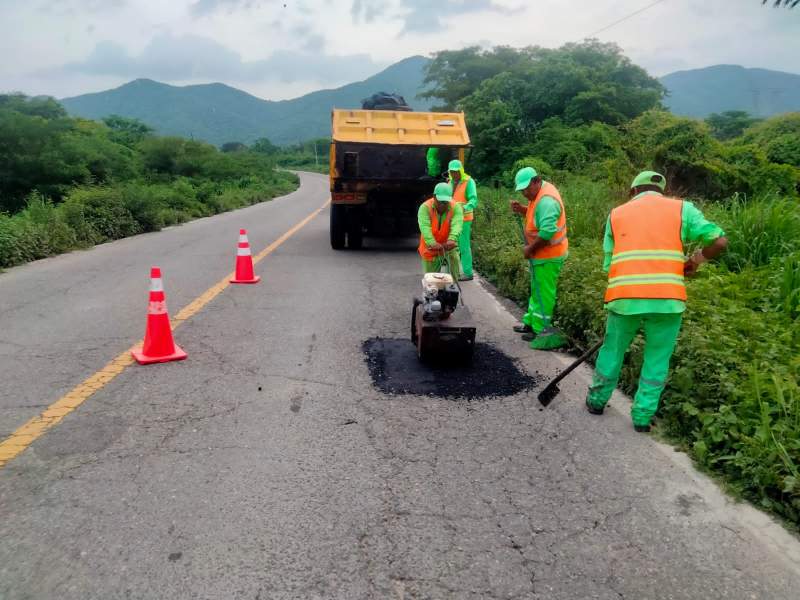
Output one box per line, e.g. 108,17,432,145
418,198,454,260
605,194,687,302
525,181,568,260
452,176,473,222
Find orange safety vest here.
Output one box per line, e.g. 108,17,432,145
525,181,568,260
452,176,474,222
605,194,687,302
418,198,454,260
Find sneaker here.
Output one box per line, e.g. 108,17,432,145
634,423,651,433
459,275,474,281
513,324,533,333
521,332,536,342
585,398,604,415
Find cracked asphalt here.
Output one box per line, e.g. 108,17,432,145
1,172,799,599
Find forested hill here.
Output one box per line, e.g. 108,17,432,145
661,64,800,118
60,56,431,146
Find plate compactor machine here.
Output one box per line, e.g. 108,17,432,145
411,272,476,364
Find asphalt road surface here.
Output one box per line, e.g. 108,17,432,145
1,172,799,599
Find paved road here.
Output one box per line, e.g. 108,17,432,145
1,172,799,599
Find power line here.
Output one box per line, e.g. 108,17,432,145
582,0,669,39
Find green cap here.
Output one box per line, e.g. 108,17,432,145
434,182,453,202
631,170,666,191
514,166,538,191
448,159,463,172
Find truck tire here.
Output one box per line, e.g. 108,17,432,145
330,204,346,250
347,206,364,249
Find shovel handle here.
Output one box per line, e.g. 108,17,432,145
546,339,604,389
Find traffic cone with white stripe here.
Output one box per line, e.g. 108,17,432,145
230,229,260,284
131,267,187,365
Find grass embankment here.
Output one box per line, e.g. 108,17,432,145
473,179,800,527
0,172,298,269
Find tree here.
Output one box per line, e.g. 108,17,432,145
251,137,278,155
705,111,762,140
421,46,536,110
0,93,66,119
221,141,247,153
441,41,663,178
763,1,798,7
102,115,153,148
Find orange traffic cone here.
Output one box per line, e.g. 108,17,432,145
230,229,260,284
131,267,187,365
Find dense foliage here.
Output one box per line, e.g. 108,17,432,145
423,42,800,526
0,94,297,268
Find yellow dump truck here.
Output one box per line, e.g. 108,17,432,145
329,108,471,249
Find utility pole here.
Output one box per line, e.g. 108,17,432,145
313,141,319,168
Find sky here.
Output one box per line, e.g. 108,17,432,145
1,0,798,101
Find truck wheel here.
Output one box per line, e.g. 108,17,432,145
330,204,346,250
347,206,364,249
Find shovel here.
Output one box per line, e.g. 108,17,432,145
538,339,603,406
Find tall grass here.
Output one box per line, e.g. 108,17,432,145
709,194,800,270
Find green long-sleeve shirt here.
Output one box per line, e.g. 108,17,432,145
418,201,464,246
526,194,566,265
603,192,725,315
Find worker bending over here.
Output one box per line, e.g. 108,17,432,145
418,182,463,280
586,171,727,432
448,159,478,281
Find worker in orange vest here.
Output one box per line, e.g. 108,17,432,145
448,159,478,281
418,182,463,279
510,167,568,350
586,171,728,432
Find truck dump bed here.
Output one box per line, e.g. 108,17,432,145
331,109,470,146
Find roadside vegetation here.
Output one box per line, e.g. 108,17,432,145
0,94,298,269
422,42,800,526
248,136,330,174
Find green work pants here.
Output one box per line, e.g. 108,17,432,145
522,261,562,333
587,312,683,426
458,220,473,278
422,249,461,280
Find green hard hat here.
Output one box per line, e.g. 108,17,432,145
448,159,463,172
631,170,666,191
434,182,453,202
514,166,538,191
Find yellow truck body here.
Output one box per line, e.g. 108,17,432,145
329,108,471,249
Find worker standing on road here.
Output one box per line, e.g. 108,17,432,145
418,182,463,280
448,159,478,281
586,171,728,432
510,167,568,350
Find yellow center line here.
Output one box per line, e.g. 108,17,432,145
0,200,330,468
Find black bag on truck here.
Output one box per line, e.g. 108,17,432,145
361,92,412,111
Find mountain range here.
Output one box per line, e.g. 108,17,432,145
61,56,432,146
59,59,800,146
661,64,800,118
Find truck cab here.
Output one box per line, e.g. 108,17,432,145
329,108,471,249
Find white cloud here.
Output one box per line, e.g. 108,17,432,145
0,0,797,100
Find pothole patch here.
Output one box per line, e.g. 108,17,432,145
362,337,540,399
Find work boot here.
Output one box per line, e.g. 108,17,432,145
585,398,604,415
513,323,533,333
634,423,652,433
521,332,536,342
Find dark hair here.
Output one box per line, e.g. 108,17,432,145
532,175,542,184
630,184,664,197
